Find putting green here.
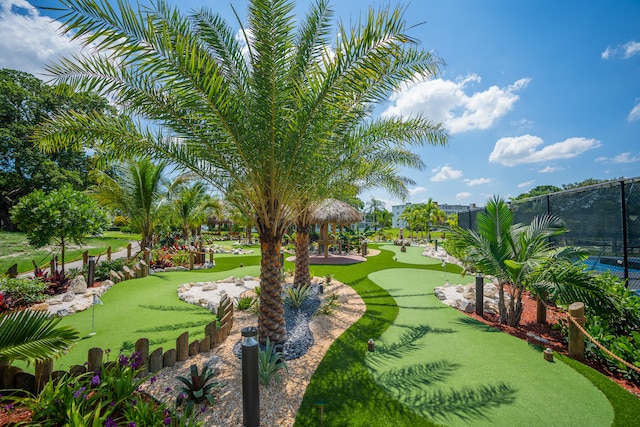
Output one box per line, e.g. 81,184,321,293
379,244,442,265
54,266,260,370
365,268,614,427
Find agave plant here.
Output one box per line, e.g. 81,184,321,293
176,364,223,416
258,338,288,387
284,284,311,308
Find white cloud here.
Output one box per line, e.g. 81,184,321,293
430,165,463,182
596,152,640,164
382,73,531,134
510,118,534,130
628,103,640,121
539,166,559,173
601,40,640,60
464,177,492,186
0,0,85,76
601,46,614,59
518,180,535,188
488,134,601,166
624,41,640,58
408,186,426,195
456,192,471,200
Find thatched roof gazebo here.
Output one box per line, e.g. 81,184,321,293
311,198,363,258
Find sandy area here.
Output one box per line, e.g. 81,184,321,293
141,278,365,426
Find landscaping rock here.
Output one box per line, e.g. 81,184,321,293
434,282,505,315
62,293,75,302
68,276,88,294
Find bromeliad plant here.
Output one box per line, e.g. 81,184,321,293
176,364,223,417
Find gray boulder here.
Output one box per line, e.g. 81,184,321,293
68,275,88,294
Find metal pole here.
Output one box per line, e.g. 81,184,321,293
88,256,95,288
475,274,484,316
242,326,259,427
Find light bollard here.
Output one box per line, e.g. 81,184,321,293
242,326,259,427
475,274,484,316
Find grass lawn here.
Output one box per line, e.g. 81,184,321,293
0,231,138,274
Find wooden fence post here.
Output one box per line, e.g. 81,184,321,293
127,243,132,259
135,338,149,375
149,348,163,373
82,251,89,267
87,348,104,373
35,359,53,392
176,332,189,362
209,249,214,264
5,264,18,278
568,302,585,361
107,246,112,261
189,252,195,270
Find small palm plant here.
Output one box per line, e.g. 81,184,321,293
284,284,311,308
176,364,223,416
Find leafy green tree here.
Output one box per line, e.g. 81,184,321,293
10,185,108,272
366,198,386,231
166,177,212,241
0,310,79,365
562,178,621,191
35,0,445,344
512,185,562,201
89,158,168,249
0,68,113,230
448,196,569,326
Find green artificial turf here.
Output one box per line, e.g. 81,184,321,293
366,268,613,426
52,261,261,370
379,244,442,265
557,354,640,427
294,247,449,426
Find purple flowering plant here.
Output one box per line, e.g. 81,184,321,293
13,351,202,426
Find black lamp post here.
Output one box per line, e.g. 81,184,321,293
241,326,259,427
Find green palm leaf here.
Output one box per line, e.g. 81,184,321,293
0,310,80,363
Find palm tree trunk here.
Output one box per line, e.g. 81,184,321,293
294,220,311,286
498,281,508,324
536,291,547,324
258,232,286,345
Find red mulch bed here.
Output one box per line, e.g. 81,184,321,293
465,290,640,397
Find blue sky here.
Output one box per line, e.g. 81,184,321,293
2,0,639,210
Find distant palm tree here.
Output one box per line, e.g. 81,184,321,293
90,158,167,249
36,0,445,343
0,310,79,365
167,178,210,241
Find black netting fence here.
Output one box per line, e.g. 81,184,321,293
457,177,640,291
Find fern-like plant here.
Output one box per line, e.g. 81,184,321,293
284,284,311,308
258,338,288,386
176,364,223,416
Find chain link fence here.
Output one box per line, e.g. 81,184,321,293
458,177,640,291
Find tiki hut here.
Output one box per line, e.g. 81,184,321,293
311,198,363,258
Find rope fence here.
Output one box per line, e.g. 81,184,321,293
567,309,640,375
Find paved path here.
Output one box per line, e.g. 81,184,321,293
19,241,140,278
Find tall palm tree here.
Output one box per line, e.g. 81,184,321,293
366,198,386,231
36,0,445,344
90,158,167,250
448,196,569,326
0,310,79,366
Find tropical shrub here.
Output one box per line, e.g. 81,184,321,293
113,215,130,227
284,284,311,308
94,259,128,281
17,351,202,426
258,338,288,386
316,292,340,316
0,276,47,308
33,267,71,295
235,295,258,311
